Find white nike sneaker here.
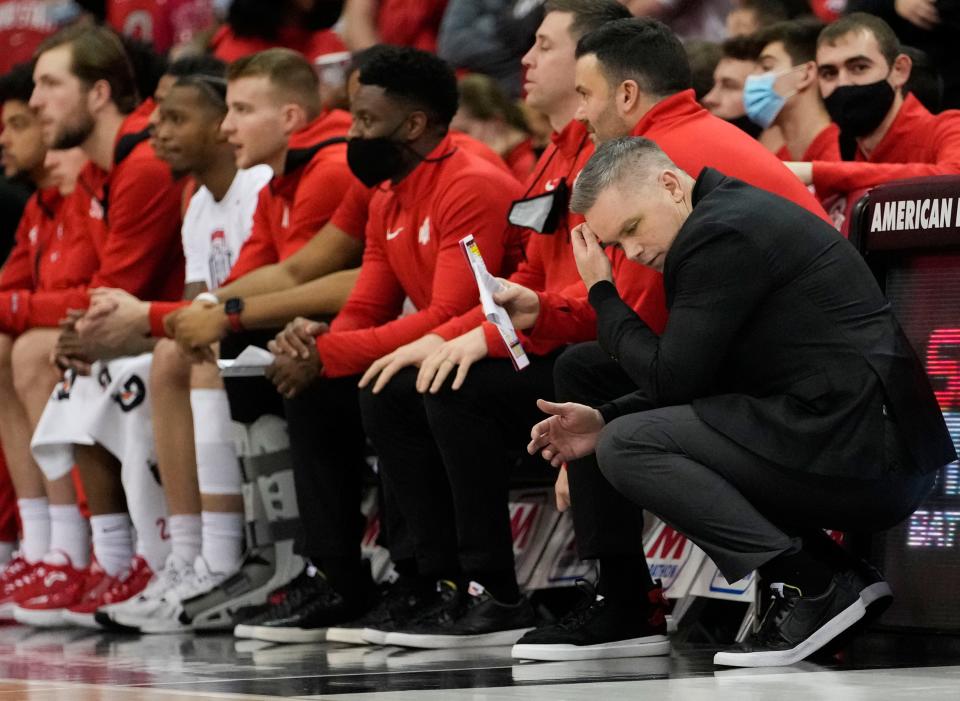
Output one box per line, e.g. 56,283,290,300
94,554,193,629
110,557,232,635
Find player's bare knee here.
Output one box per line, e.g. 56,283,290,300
150,338,191,392
190,359,224,390
11,329,58,398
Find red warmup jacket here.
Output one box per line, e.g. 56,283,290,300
530,90,830,343
0,111,184,335
431,119,665,356
332,131,513,243
776,123,840,162
504,138,538,182
149,110,354,335
316,133,525,377
0,188,99,322
811,94,960,198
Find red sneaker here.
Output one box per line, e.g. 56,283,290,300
0,556,41,619
63,556,153,628
13,556,87,627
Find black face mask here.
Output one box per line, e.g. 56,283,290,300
726,114,764,139
824,79,896,139
346,119,412,187
347,135,405,187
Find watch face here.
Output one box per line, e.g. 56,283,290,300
225,297,244,314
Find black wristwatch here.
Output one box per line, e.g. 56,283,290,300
224,297,245,334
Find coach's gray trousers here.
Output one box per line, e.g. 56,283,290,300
595,405,936,582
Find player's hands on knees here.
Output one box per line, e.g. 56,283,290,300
265,342,320,398
555,467,571,512
493,279,540,331
359,333,444,394
528,399,605,467
416,327,488,394
272,317,328,359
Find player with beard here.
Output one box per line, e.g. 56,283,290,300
0,63,89,618
11,25,185,627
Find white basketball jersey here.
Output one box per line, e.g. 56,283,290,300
182,165,273,289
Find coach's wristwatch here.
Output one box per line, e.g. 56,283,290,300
224,297,245,334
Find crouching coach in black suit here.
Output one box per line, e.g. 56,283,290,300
507,136,956,668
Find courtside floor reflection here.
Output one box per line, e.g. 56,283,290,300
0,624,957,699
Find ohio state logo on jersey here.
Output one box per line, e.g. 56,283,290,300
112,375,146,412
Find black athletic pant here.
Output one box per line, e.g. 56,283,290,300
557,342,936,582
358,355,557,584
284,376,368,566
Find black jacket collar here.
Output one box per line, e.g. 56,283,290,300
691,167,727,207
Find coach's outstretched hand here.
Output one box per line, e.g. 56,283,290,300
528,399,605,468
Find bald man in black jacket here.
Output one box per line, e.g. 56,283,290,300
512,136,954,667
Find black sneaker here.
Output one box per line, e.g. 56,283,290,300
325,577,437,645
384,580,536,649
854,559,892,619
232,565,328,640
235,567,374,645
714,568,866,667
511,581,670,661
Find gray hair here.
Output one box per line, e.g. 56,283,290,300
570,136,680,213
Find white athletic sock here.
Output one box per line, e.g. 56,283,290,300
201,511,244,574
46,504,89,568
0,541,14,565
90,513,134,576
191,389,243,496
168,513,202,566
17,497,50,564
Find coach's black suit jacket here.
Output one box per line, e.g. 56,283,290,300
591,168,956,479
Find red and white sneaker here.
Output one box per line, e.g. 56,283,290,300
0,556,40,620
62,556,153,629
13,555,87,628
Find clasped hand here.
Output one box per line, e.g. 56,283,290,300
265,317,328,398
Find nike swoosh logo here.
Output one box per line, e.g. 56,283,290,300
386,227,404,240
